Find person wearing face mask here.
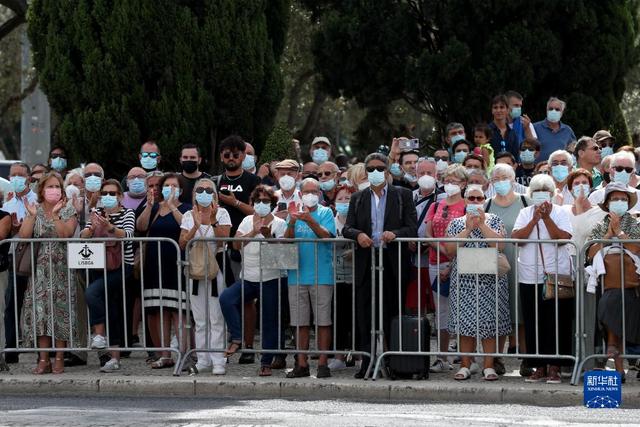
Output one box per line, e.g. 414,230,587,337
493,152,528,196
138,140,162,173
585,182,640,383
444,122,466,152
451,139,473,165
488,95,520,160
220,185,288,377
516,138,541,187
533,97,576,162
393,150,420,190
310,136,332,165
242,142,258,175
122,167,148,211
82,163,105,223
301,162,319,180
483,164,533,375
2,162,37,365
424,164,468,373
342,153,417,379
433,148,450,184
593,130,616,161
19,172,78,374
547,150,574,206
444,185,510,381
284,178,337,379
512,173,573,384
346,162,369,191
178,144,212,204
574,136,603,189
179,178,232,376
80,180,136,373
48,146,69,177
589,151,640,211
506,90,537,144
273,159,302,220
317,161,340,208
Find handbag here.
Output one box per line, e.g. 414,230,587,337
15,241,39,276
497,252,511,276
537,226,574,300
93,217,122,272
189,228,219,280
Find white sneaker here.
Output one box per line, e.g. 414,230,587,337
429,359,452,373
100,358,120,373
91,335,107,349
328,359,347,371
469,362,481,374
171,334,179,350
212,365,226,375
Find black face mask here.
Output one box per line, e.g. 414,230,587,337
603,171,611,184
182,161,198,174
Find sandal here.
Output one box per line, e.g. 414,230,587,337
150,357,175,369
606,346,620,360
483,367,499,381
224,341,242,358
32,359,52,375
52,357,65,375
259,365,272,377
454,367,471,381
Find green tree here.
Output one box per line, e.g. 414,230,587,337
28,0,289,176
307,0,640,145
260,122,296,164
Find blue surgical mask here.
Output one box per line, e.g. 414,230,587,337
10,176,27,193
335,202,349,216
601,146,614,159
454,151,467,164
101,195,118,209
609,200,629,216
450,134,465,144
85,175,102,193
551,165,569,182
466,204,480,216
242,154,256,171
195,192,213,207
532,191,551,206
493,180,512,196
520,149,535,164
128,178,146,195
389,163,402,177
367,170,386,186
51,157,67,172
547,109,562,123
162,186,179,200
254,202,271,217
572,184,590,199
404,173,417,183
312,148,329,164
510,107,522,119
319,180,336,192
140,156,158,170
614,170,631,186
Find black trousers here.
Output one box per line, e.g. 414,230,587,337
4,268,27,352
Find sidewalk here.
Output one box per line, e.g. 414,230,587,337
2,351,639,407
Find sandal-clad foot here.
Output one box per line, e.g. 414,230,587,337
52,357,65,374
483,367,499,381
32,359,51,375
150,356,174,369
454,367,471,380
224,341,242,358
259,365,272,377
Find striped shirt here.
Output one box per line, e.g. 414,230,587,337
84,208,136,265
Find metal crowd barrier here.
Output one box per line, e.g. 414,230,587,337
0,237,184,370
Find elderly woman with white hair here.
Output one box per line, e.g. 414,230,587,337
547,150,574,205
512,174,574,384
444,184,510,381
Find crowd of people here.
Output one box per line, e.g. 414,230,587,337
2,93,640,384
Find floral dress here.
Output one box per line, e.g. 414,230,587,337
21,205,78,345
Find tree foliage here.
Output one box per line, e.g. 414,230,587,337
28,0,289,176
260,122,296,164
308,0,640,145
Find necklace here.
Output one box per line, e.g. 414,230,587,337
223,171,244,182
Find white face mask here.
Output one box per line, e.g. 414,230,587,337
531,191,551,206
436,159,448,172
358,181,371,191
444,183,461,197
418,175,436,191
279,175,296,191
302,193,319,208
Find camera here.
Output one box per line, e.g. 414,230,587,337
398,138,420,151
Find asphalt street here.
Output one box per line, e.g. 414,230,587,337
0,396,639,426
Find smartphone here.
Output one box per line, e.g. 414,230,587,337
220,189,231,196
399,138,420,151
277,202,287,211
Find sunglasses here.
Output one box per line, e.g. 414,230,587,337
366,166,386,173
195,187,215,194
140,152,159,159
467,196,485,202
256,198,272,204
84,172,102,178
587,146,601,152
318,171,335,178
614,166,634,174
434,156,449,161
100,191,119,196
222,151,241,159
50,153,65,159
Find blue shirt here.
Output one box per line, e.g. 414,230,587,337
370,185,388,248
2,190,37,221
287,204,336,286
488,121,520,160
533,120,576,162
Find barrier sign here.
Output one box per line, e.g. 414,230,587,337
584,370,621,408
68,243,105,269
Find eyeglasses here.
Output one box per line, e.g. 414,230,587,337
366,166,386,173
466,196,485,202
614,166,634,174
588,146,601,152
434,156,449,161
100,191,119,196
256,198,272,204
84,172,102,178
195,187,215,194
318,171,335,178
140,152,159,159
222,151,241,159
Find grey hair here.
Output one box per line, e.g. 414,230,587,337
490,163,516,181
465,184,485,197
445,122,465,135
64,168,84,186
465,167,487,182
610,151,636,167
319,161,339,172
84,162,104,177
546,97,566,111
364,152,389,167
443,164,469,182
527,174,556,197
547,149,573,167
300,177,320,191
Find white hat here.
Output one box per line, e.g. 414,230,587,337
311,136,331,147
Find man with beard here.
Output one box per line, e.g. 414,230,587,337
179,143,211,203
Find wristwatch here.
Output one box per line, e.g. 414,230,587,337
234,200,240,208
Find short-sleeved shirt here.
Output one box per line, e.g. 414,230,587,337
512,204,573,284
287,204,336,286
217,171,261,235
180,207,232,254
533,120,577,162
236,214,287,282
425,199,466,264
2,190,37,222
515,166,535,187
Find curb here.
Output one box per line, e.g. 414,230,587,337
2,375,638,407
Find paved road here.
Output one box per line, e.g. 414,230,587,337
0,396,638,426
